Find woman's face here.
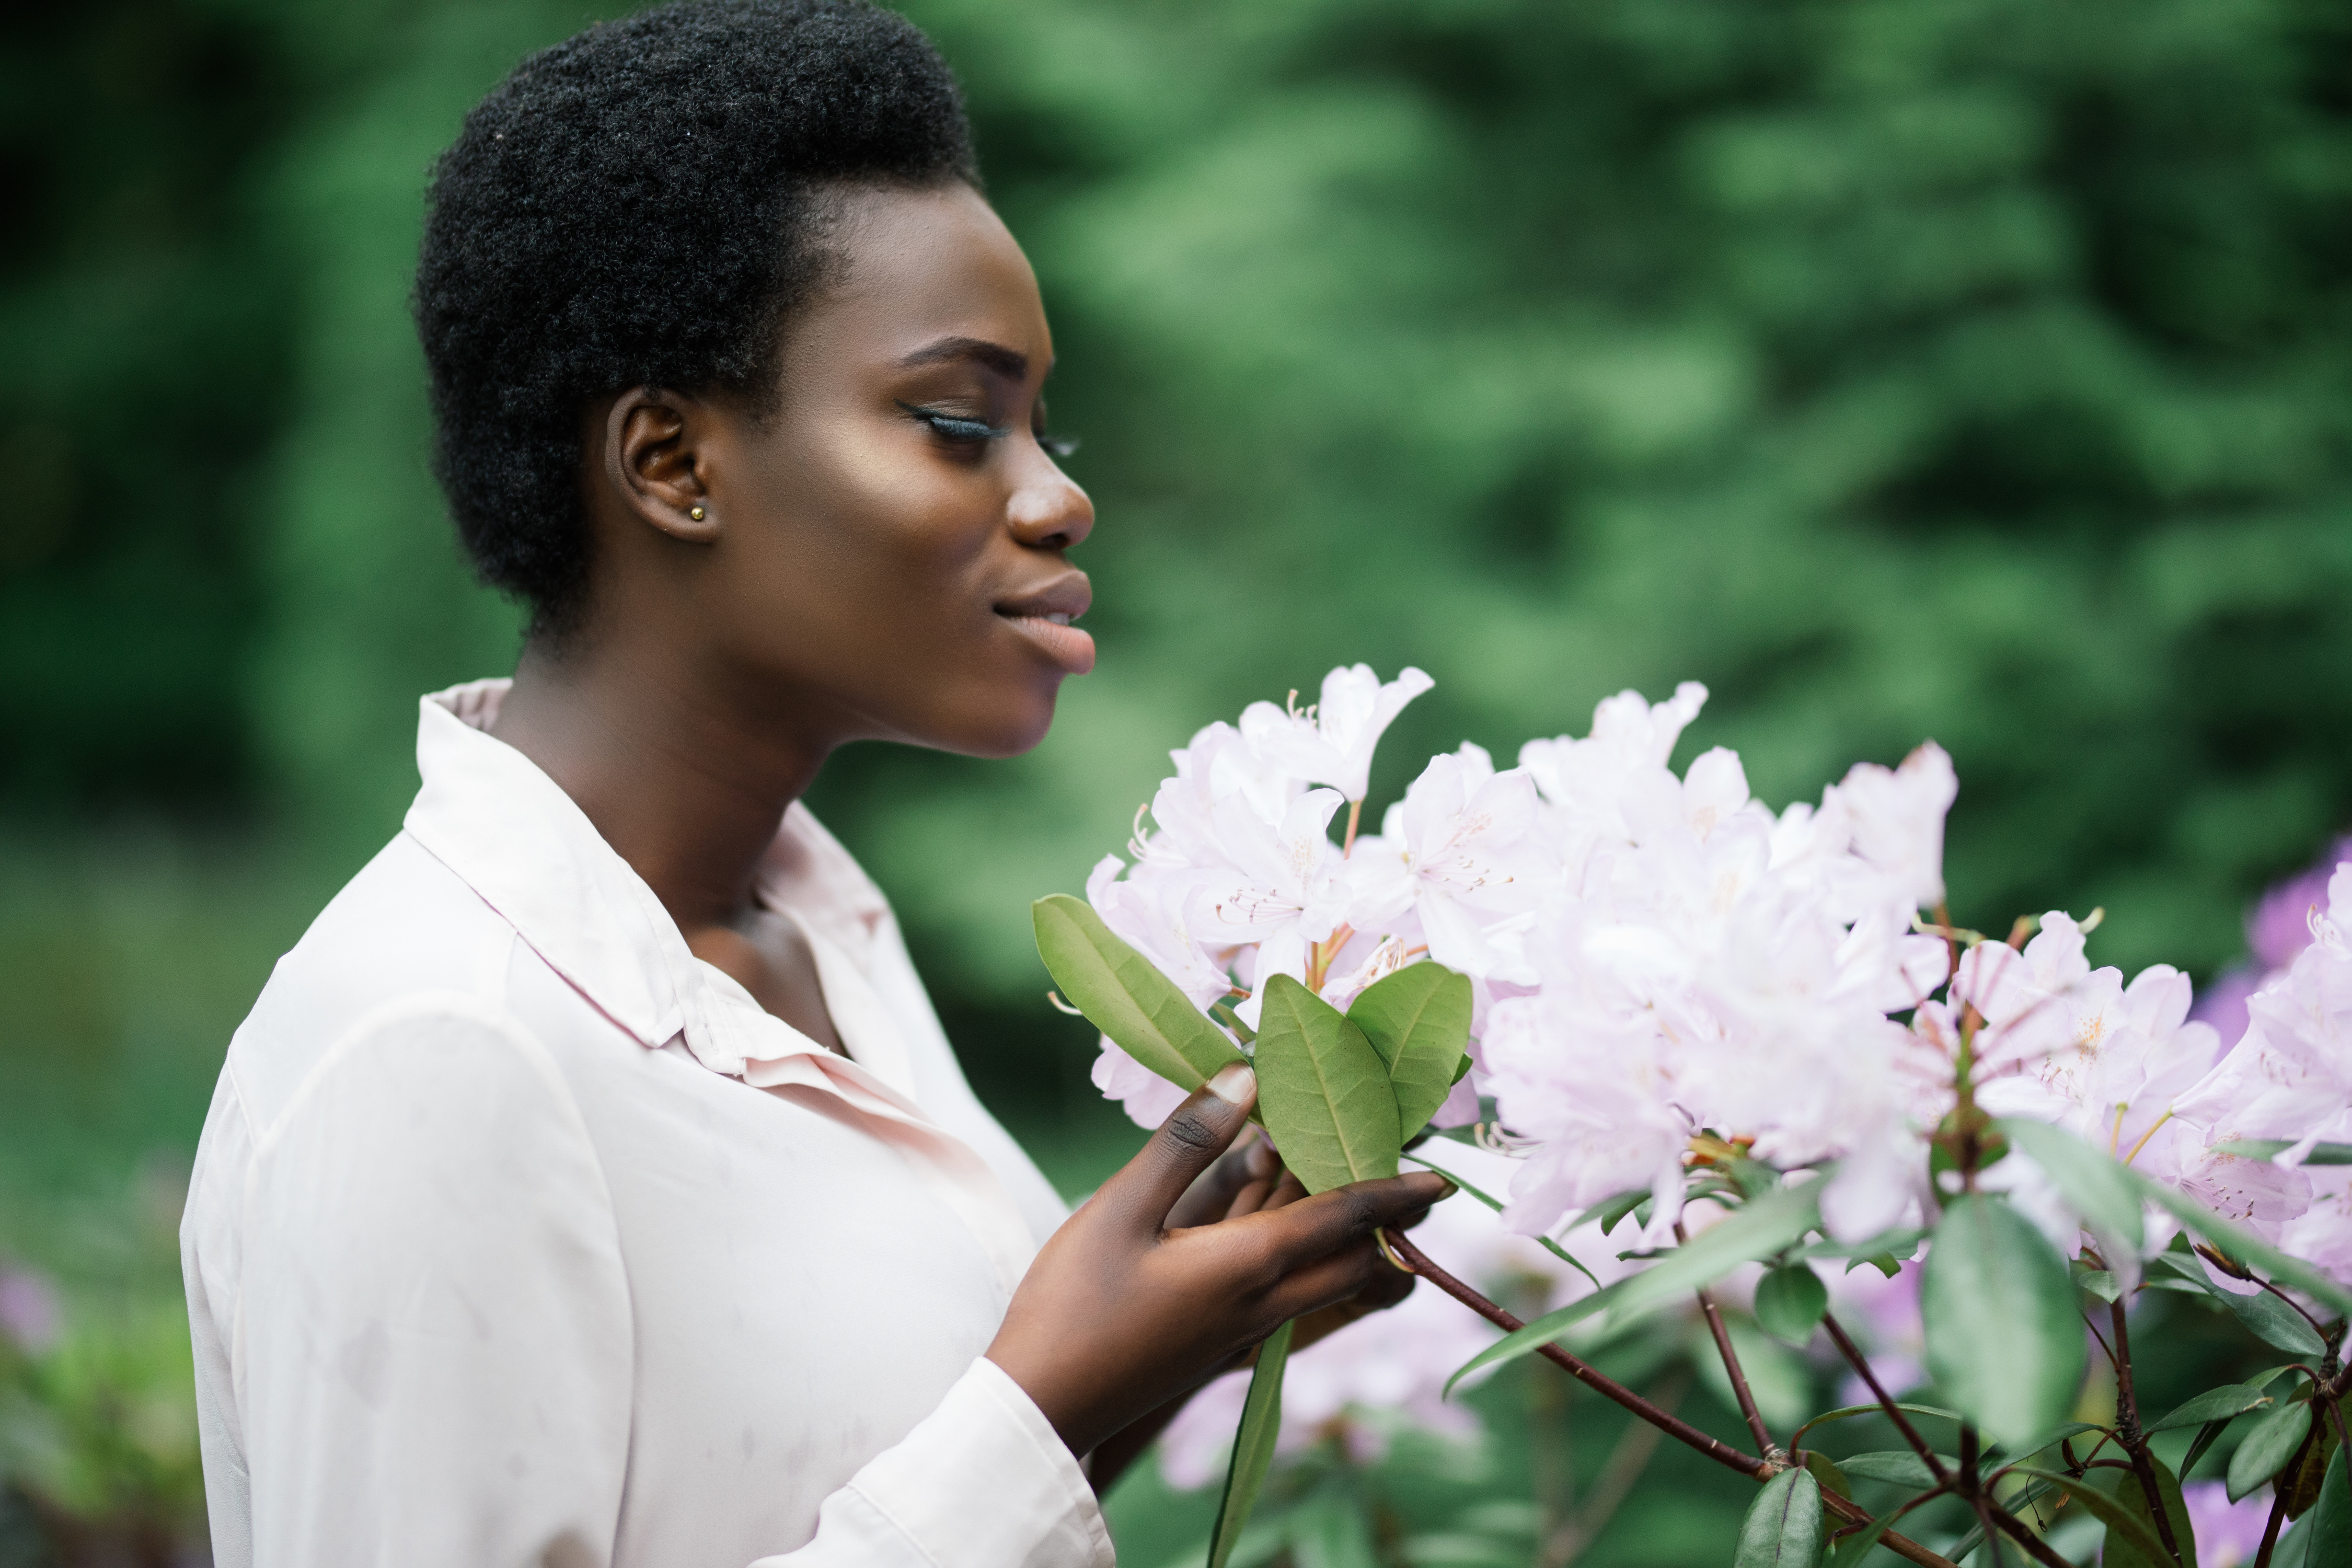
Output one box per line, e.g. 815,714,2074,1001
599,182,1094,759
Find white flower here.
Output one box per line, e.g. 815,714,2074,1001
1090,1037,1190,1130
1345,744,1550,983
1239,664,1434,803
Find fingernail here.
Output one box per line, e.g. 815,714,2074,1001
1433,1178,1459,1201
1206,1063,1256,1105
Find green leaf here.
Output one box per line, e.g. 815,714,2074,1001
1032,896,1246,1091
1995,1119,2146,1247
1569,1187,1650,1236
1734,1467,1826,1568
2215,1139,2352,1166
1787,1402,1963,1450
1993,1420,2107,1459
1207,1320,1293,1568
2149,1383,2272,1432
2223,1287,2328,1359
2102,1454,2198,1568
1253,974,1400,1195
2003,1467,2175,1567
1803,1451,1852,1501
1346,962,1471,1139
1754,1262,1829,1345
2180,1417,2234,1482
1402,1151,1600,1289
2298,1436,2348,1554
1919,1195,2086,1450
1836,1451,1950,1489
2284,1416,2339,1519
1291,1484,1379,1568
1445,1182,1821,1393
1827,1513,1893,1565
2127,1171,2352,1318
2077,1269,2122,1302
2228,1399,2312,1502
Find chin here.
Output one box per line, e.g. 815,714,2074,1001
932,681,1064,759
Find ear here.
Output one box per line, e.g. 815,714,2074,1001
602,386,720,543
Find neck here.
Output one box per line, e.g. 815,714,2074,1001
489,631,837,933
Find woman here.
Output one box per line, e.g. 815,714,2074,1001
177,4,1449,1566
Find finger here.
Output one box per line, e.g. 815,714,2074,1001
1166,1127,1269,1230
1220,1175,1277,1221
1262,1238,1391,1324
1239,1170,1452,1266
1093,1063,1258,1228
1258,1170,1308,1214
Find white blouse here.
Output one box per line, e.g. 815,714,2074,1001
179,679,1114,1568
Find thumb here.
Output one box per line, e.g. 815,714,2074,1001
1099,1063,1258,1230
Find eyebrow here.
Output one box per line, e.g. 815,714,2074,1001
895,335,1035,382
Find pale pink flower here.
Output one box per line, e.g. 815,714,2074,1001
1238,665,1434,803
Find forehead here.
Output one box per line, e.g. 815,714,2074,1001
794,183,1052,375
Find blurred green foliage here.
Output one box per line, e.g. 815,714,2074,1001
2,0,2348,1561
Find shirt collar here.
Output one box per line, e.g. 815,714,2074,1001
403,680,698,1051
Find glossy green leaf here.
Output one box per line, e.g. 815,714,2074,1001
1253,975,1399,1194
1734,1466,1826,1568
1569,1187,1652,1236
2077,1269,2122,1302
1207,1320,1293,1568
2224,1287,2327,1358
2229,1400,2313,1502
2284,1417,2339,1520
1445,1182,1820,1393
2004,1468,2174,1567
1919,1194,2086,1450
1827,1512,1894,1566
2101,1454,2198,1568
1803,1451,1852,1502
2181,1417,2234,1482
2300,1439,2349,1558
1032,895,1245,1092
2149,1383,2272,1432
2128,1171,2352,1317
1836,1451,1951,1489
1346,962,1471,1139
1754,1262,1829,1345
1787,1402,1963,1450
1995,1119,2146,1247
1402,1151,1600,1289
1994,1420,2107,1459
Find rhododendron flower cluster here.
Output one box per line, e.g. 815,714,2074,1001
1068,666,2352,1561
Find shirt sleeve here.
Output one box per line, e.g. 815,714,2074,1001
232,995,1112,1568
752,1356,1113,1568
237,996,636,1568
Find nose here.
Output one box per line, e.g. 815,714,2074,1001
1007,446,1093,551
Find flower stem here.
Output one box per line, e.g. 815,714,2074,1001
1694,1276,1776,1457
1821,1312,1952,1485
2108,1299,2187,1565
1382,1231,1960,1568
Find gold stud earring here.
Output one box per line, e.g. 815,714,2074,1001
689,504,707,521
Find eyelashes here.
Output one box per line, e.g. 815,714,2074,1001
897,401,1079,461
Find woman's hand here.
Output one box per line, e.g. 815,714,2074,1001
987,1062,1451,1459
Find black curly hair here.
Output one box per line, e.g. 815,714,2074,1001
413,0,978,632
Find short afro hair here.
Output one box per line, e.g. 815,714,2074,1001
414,0,978,631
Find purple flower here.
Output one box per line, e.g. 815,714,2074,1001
0,1263,61,1354
2247,835,2352,970
2179,1481,2272,1568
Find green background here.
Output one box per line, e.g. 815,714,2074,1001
1,0,2346,1562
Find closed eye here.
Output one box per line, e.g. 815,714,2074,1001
897,401,1008,443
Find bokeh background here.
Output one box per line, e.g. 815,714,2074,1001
2,0,2347,1562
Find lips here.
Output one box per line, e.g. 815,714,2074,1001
995,574,1096,675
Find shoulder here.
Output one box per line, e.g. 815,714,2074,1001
227,831,526,1137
